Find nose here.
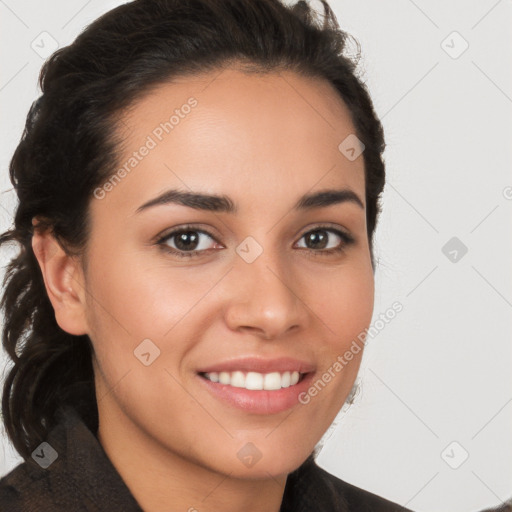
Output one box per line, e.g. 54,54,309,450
223,251,309,341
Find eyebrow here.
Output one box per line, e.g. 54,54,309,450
135,187,364,215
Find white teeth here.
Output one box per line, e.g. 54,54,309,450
230,371,245,388
245,371,263,390
219,371,230,385
263,372,282,391
203,370,302,390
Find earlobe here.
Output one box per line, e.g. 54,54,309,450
31,221,89,336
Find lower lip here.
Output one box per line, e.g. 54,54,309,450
196,372,315,414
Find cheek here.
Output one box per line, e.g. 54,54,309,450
289,262,373,438
85,246,205,340
311,261,373,406
83,244,226,395
317,262,375,348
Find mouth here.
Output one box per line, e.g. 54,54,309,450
198,370,308,391
196,369,315,415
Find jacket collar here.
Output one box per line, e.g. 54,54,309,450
44,405,144,511
42,406,340,511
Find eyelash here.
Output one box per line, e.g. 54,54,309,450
155,224,355,259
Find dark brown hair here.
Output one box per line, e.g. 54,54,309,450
0,0,386,461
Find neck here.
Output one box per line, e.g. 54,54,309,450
96,397,288,512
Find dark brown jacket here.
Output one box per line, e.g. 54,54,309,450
0,404,473,511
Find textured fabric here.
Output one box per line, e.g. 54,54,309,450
479,502,512,512
1,405,415,511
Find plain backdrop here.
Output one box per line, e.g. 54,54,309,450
0,1,511,511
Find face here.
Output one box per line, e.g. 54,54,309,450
60,67,374,478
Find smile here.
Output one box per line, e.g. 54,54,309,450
197,370,315,415
201,370,304,390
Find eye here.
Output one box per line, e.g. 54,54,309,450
295,226,355,256
155,224,355,259
156,226,220,259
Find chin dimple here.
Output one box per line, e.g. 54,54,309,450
202,370,302,390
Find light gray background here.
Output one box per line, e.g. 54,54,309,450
0,1,511,511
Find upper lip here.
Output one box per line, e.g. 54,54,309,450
197,356,315,374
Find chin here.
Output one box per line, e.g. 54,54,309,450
224,445,313,481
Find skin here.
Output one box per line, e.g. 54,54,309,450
32,66,375,512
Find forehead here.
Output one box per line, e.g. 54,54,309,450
101,66,366,215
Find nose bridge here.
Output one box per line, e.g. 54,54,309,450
225,237,304,338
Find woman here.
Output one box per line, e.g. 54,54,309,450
0,0,500,510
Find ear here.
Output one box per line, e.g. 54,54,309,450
31,217,89,336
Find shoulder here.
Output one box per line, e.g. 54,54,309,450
0,458,51,512
0,406,90,511
0,413,78,512
283,455,415,512
0,465,21,510
477,500,512,512
302,460,512,512
0,406,143,512
315,463,414,511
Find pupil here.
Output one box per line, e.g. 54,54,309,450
176,231,198,250
308,230,327,249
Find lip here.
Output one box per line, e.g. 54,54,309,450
196,356,316,374
195,357,316,415
197,371,315,414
